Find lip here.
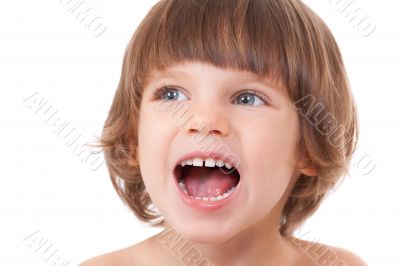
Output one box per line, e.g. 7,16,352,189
172,171,241,211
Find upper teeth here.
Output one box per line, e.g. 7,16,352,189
180,158,233,169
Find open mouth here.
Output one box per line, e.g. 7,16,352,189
173,158,240,202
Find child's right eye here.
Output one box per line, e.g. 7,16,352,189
154,85,189,102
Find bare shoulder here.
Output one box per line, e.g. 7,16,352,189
79,241,148,266
291,238,368,266
330,246,368,266
79,252,119,266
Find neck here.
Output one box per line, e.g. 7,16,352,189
154,212,299,266
190,214,289,265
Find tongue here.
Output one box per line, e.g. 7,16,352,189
183,167,238,197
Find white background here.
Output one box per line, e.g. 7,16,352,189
0,0,399,265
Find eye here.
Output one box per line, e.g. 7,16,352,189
154,85,189,102
234,91,267,106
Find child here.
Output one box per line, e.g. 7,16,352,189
81,0,367,265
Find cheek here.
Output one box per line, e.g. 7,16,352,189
137,106,174,190
240,111,299,202
255,122,298,173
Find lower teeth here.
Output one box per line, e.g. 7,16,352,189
178,180,235,201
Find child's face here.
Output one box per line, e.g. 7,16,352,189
137,61,305,243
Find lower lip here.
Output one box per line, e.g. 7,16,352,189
172,175,241,211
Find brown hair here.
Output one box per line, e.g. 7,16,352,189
95,0,359,236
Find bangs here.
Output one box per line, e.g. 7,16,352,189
132,0,292,85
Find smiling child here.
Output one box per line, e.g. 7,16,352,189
80,0,367,265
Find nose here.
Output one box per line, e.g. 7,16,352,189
184,102,230,138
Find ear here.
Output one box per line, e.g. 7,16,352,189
128,157,138,167
298,164,318,177
127,146,139,167
296,156,318,177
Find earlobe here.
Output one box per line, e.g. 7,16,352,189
128,157,139,167
296,156,318,177
128,147,140,167
299,166,318,177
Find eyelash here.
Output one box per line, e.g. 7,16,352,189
152,83,269,105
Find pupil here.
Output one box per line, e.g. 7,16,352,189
164,90,177,100
241,94,254,105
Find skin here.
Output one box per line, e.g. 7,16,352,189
80,61,367,266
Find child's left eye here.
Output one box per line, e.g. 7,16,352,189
233,91,267,106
